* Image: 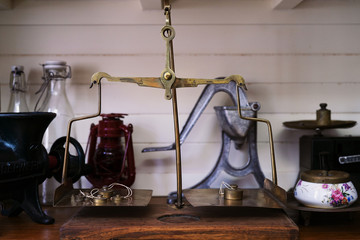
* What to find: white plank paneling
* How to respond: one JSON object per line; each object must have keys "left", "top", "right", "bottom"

{"left": 139, "top": 0, "right": 162, "bottom": 10}
{"left": 271, "top": 0, "right": 304, "bottom": 10}
{"left": 0, "top": 0, "right": 359, "bottom": 195}
{"left": 63, "top": 82, "right": 360, "bottom": 115}
{"left": 1, "top": 25, "right": 360, "bottom": 55}
{"left": 1, "top": 55, "right": 360, "bottom": 85}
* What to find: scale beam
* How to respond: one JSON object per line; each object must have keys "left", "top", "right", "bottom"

{"left": 91, "top": 72, "right": 247, "bottom": 99}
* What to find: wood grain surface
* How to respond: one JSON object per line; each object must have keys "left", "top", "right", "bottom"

{"left": 60, "top": 197, "right": 298, "bottom": 240}
{"left": 2, "top": 197, "right": 360, "bottom": 239}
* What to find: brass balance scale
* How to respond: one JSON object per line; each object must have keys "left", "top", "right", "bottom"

{"left": 54, "top": 1, "right": 284, "bottom": 213}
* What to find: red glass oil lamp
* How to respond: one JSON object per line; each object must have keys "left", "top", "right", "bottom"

{"left": 86, "top": 113, "right": 135, "bottom": 188}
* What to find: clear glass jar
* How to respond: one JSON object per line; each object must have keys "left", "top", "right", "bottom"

{"left": 36, "top": 60, "right": 79, "bottom": 205}
{"left": 7, "top": 65, "right": 29, "bottom": 112}
{"left": 37, "top": 61, "right": 74, "bottom": 150}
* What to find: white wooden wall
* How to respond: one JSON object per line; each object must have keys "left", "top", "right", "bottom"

{"left": 1, "top": 0, "right": 360, "bottom": 195}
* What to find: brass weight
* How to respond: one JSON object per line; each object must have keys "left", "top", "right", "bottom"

{"left": 99, "top": 186, "right": 114, "bottom": 199}
{"left": 316, "top": 103, "right": 331, "bottom": 126}
{"left": 224, "top": 184, "right": 243, "bottom": 200}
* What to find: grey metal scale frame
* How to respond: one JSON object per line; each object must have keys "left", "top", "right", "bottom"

{"left": 142, "top": 80, "right": 266, "bottom": 198}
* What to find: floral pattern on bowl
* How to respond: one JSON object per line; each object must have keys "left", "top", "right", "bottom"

{"left": 294, "top": 179, "right": 358, "bottom": 209}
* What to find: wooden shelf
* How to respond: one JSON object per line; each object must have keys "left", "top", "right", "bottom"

{"left": 2, "top": 197, "right": 360, "bottom": 239}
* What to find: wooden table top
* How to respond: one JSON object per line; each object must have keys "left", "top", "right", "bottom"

{"left": 1, "top": 197, "right": 360, "bottom": 239}
{"left": 60, "top": 197, "right": 298, "bottom": 239}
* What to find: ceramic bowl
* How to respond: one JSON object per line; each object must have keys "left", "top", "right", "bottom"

{"left": 294, "top": 170, "right": 358, "bottom": 209}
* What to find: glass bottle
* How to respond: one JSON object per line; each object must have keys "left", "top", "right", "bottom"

{"left": 7, "top": 65, "right": 29, "bottom": 112}
{"left": 37, "top": 60, "right": 79, "bottom": 205}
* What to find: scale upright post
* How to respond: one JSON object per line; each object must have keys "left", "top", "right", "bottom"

{"left": 162, "top": 1, "right": 184, "bottom": 208}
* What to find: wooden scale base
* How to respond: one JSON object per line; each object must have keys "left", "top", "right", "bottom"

{"left": 60, "top": 197, "right": 299, "bottom": 240}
